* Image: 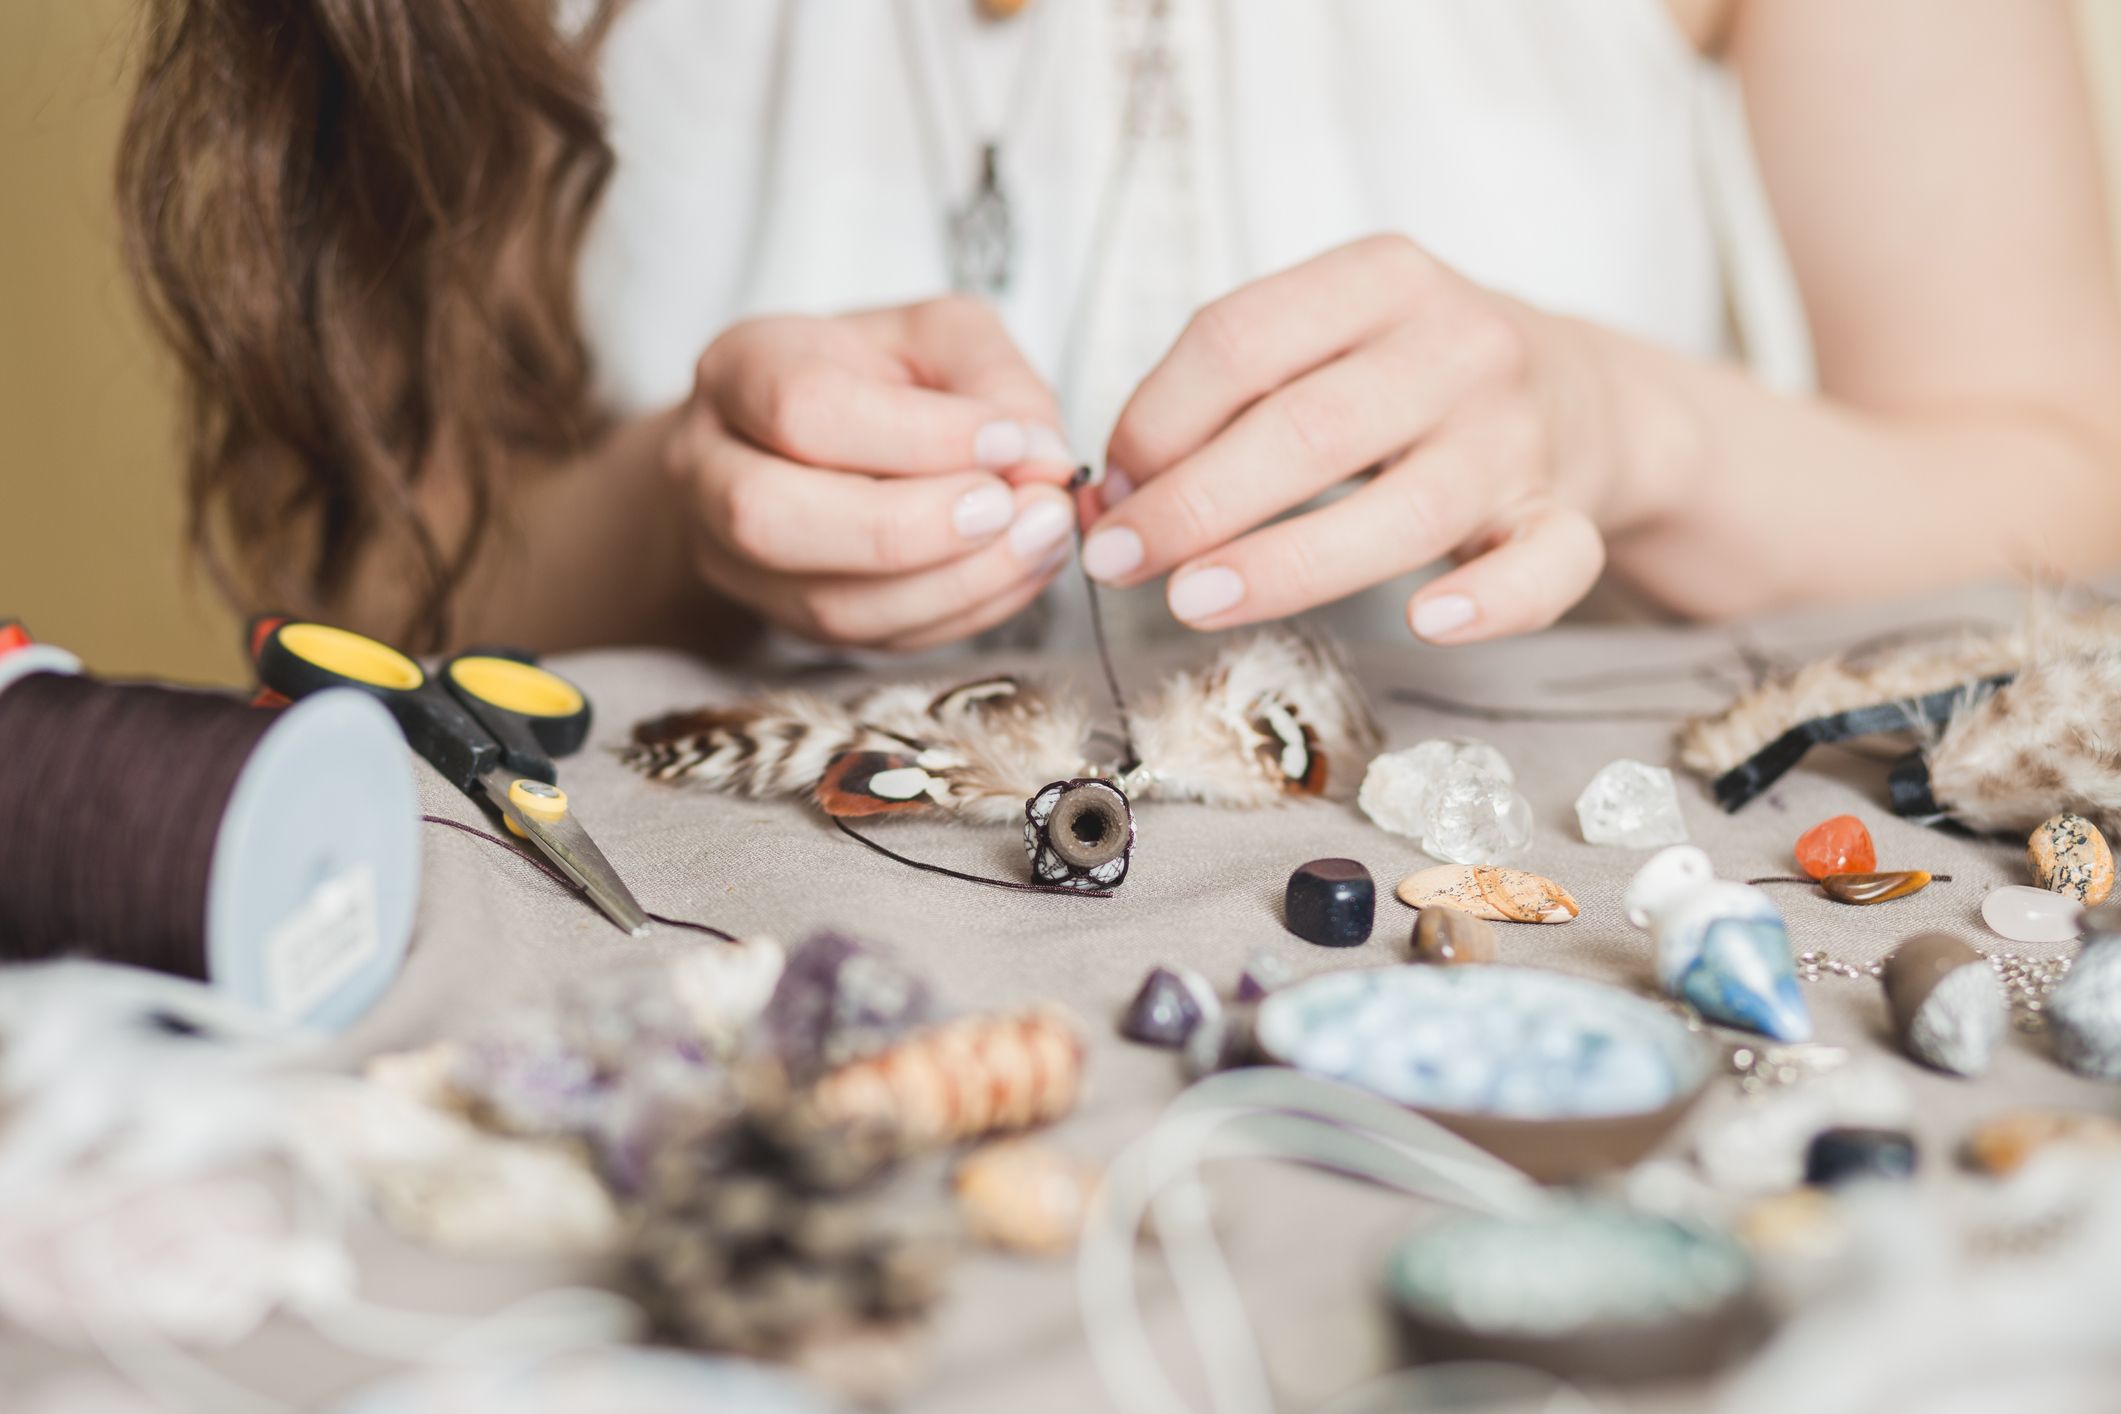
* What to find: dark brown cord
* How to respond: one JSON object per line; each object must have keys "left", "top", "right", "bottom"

{"left": 831, "top": 817, "right": 1112, "bottom": 898}
{"left": 0, "top": 674, "right": 276, "bottom": 976}
{"left": 1746, "top": 874, "right": 1954, "bottom": 887}
{"left": 1073, "top": 465, "right": 1139, "bottom": 772}
{"left": 420, "top": 813, "right": 737, "bottom": 939}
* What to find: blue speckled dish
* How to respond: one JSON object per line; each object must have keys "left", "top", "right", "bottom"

{"left": 1255, "top": 965, "right": 1714, "bottom": 1179}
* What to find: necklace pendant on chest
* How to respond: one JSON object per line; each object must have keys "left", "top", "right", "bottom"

{"left": 948, "top": 143, "right": 1015, "bottom": 296}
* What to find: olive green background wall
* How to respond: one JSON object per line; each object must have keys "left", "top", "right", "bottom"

{"left": 4, "top": 2, "right": 2121, "bottom": 686}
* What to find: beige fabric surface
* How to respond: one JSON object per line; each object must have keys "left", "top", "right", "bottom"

{"left": 14, "top": 584, "right": 2121, "bottom": 1411}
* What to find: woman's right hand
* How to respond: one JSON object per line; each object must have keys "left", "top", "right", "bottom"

{"left": 666, "top": 297, "right": 1079, "bottom": 652}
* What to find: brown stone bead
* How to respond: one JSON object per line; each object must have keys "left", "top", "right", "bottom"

{"left": 2027, "top": 812, "right": 2115, "bottom": 905}
{"left": 1820, "top": 870, "right": 1931, "bottom": 905}
{"left": 1410, "top": 905, "right": 1498, "bottom": 965}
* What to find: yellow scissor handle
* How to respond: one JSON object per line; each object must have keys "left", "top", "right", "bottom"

{"left": 276, "top": 622, "right": 425, "bottom": 692}
{"left": 504, "top": 777, "right": 570, "bottom": 838}
{"left": 447, "top": 655, "right": 585, "bottom": 719}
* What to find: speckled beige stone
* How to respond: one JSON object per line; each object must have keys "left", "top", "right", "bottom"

{"left": 2028, "top": 812, "right": 2114, "bottom": 905}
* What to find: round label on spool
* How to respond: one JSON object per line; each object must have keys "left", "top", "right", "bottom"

{"left": 204, "top": 688, "right": 420, "bottom": 1031}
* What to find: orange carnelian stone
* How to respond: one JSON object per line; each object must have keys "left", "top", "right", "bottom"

{"left": 1795, "top": 814, "right": 1876, "bottom": 880}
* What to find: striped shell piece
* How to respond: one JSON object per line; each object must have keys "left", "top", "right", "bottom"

{"left": 809, "top": 1006, "right": 1085, "bottom": 1151}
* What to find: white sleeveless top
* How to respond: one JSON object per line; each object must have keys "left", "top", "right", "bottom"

{"left": 577, "top": 0, "right": 1811, "bottom": 645}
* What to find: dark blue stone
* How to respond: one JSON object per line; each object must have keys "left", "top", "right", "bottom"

{"left": 1284, "top": 858, "right": 1375, "bottom": 948}
{"left": 1119, "top": 966, "right": 1211, "bottom": 1048}
{"left": 1804, "top": 1126, "right": 1917, "bottom": 1188}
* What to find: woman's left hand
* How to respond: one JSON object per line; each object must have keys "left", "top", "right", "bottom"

{"left": 1084, "top": 234, "right": 1654, "bottom": 643}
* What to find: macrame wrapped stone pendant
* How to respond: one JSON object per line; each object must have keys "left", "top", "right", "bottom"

{"left": 1025, "top": 779, "right": 1136, "bottom": 891}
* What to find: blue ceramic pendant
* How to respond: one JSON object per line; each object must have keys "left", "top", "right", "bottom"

{"left": 1627, "top": 846, "right": 1813, "bottom": 1043}
{"left": 1678, "top": 917, "right": 1811, "bottom": 1042}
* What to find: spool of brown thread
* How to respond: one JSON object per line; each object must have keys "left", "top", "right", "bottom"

{"left": 0, "top": 645, "right": 419, "bottom": 1029}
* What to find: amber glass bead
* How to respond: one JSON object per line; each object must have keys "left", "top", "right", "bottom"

{"left": 1795, "top": 815, "right": 1876, "bottom": 880}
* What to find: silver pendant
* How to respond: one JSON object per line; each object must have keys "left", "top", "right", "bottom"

{"left": 948, "top": 143, "right": 1015, "bottom": 295}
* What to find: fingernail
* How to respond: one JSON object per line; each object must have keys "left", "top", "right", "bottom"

{"left": 1035, "top": 541, "right": 1074, "bottom": 577}
{"left": 1082, "top": 525, "right": 1144, "bottom": 582}
{"left": 1412, "top": 593, "right": 1478, "bottom": 641}
{"left": 952, "top": 483, "right": 1016, "bottom": 539}
{"left": 1168, "top": 565, "right": 1245, "bottom": 623}
{"left": 1101, "top": 467, "right": 1136, "bottom": 509}
{"left": 1008, "top": 498, "right": 1074, "bottom": 561}
{"left": 1023, "top": 424, "right": 1075, "bottom": 464}
{"left": 975, "top": 419, "right": 1029, "bottom": 469}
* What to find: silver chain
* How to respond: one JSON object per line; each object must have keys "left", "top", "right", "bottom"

{"left": 1796, "top": 947, "right": 2074, "bottom": 1033}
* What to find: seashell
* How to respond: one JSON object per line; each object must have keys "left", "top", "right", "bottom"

{"left": 1396, "top": 865, "right": 1578, "bottom": 924}
{"left": 1820, "top": 870, "right": 1931, "bottom": 905}
{"left": 810, "top": 1005, "right": 1084, "bottom": 1151}
{"left": 2027, "top": 812, "right": 2114, "bottom": 906}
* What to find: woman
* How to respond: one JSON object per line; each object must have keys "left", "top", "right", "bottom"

{"left": 120, "top": 0, "right": 2121, "bottom": 657}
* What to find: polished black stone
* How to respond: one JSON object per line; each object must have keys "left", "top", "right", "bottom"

{"left": 1119, "top": 966, "right": 1211, "bottom": 1048}
{"left": 1284, "top": 858, "right": 1375, "bottom": 948}
{"left": 1804, "top": 1126, "right": 1918, "bottom": 1188}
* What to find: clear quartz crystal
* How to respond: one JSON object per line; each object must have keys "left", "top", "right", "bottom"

{"left": 1361, "top": 739, "right": 1515, "bottom": 840}
{"left": 1575, "top": 759, "right": 1689, "bottom": 849}
{"left": 1422, "top": 762, "right": 1535, "bottom": 865}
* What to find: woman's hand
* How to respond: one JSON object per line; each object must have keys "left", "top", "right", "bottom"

{"left": 668, "top": 297, "right": 1079, "bottom": 651}
{"left": 1084, "top": 235, "right": 1666, "bottom": 644}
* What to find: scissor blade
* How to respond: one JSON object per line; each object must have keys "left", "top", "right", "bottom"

{"left": 478, "top": 773, "right": 652, "bottom": 937}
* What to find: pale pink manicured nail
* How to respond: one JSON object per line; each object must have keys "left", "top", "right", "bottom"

{"left": 1412, "top": 593, "right": 1478, "bottom": 641}
{"left": 1008, "top": 499, "right": 1073, "bottom": 561}
{"left": 1035, "top": 541, "right": 1074, "bottom": 577}
{"left": 1101, "top": 467, "right": 1136, "bottom": 508}
{"left": 1023, "top": 424, "right": 1075, "bottom": 464}
{"left": 1168, "top": 566, "right": 1245, "bottom": 623}
{"left": 1082, "top": 526, "right": 1144, "bottom": 582}
{"left": 952, "top": 483, "right": 1015, "bottom": 539}
{"left": 974, "top": 419, "right": 1029, "bottom": 468}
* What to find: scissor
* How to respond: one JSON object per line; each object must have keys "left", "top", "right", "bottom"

{"left": 249, "top": 617, "right": 651, "bottom": 936}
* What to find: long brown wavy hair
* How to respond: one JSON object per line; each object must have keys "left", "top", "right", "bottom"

{"left": 118, "top": 0, "right": 614, "bottom": 648}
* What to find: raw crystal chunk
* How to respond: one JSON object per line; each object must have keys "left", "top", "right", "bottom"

{"left": 1359, "top": 739, "right": 1512, "bottom": 835}
{"left": 2048, "top": 926, "right": 2121, "bottom": 1079}
{"left": 1794, "top": 815, "right": 1875, "bottom": 880}
{"left": 1423, "top": 763, "right": 1535, "bottom": 865}
{"left": 1118, "top": 966, "right": 1215, "bottom": 1048}
{"left": 1574, "top": 759, "right": 1689, "bottom": 848}
{"left": 1235, "top": 949, "right": 1293, "bottom": 1002}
